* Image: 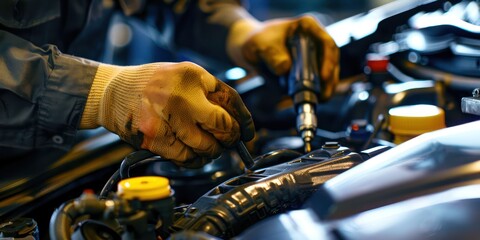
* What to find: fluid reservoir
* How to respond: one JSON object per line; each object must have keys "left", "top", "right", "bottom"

{"left": 388, "top": 104, "right": 445, "bottom": 144}
{"left": 117, "top": 176, "right": 172, "bottom": 201}
{"left": 117, "top": 176, "right": 175, "bottom": 238}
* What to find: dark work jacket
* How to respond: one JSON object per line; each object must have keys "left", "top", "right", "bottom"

{"left": 0, "top": 0, "right": 242, "bottom": 157}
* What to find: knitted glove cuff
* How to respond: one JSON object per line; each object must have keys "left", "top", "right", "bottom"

{"left": 80, "top": 63, "right": 161, "bottom": 137}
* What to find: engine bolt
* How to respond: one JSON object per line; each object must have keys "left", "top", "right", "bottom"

{"left": 473, "top": 88, "right": 480, "bottom": 98}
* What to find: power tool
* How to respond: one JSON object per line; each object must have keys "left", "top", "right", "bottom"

{"left": 287, "top": 29, "right": 322, "bottom": 152}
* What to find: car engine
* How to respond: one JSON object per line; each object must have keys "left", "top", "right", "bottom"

{"left": 1, "top": 0, "right": 480, "bottom": 239}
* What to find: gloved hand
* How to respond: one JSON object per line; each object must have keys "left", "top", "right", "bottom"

{"left": 227, "top": 14, "right": 339, "bottom": 101}
{"left": 80, "top": 62, "right": 255, "bottom": 168}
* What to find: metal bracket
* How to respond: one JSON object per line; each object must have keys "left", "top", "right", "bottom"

{"left": 461, "top": 88, "right": 480, "bottom": 116}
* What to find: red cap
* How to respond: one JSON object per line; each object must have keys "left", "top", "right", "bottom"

{"left": 83, "top": 189, "right": 95, "bottom": 194}
{"left": 366, "top": 54, "right": 389, "bottom": 72}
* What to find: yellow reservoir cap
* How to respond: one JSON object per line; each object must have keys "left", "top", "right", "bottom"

{"left": 389, "top": 104, "right": 445, "bottom": 143}
{"left": 117, "top": 176, "right": 171, "bottom": 201}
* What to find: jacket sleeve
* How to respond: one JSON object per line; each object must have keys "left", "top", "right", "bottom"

{"left": 154, "top": 0, "right": 247, "bottom": 65}
{"left": 0, "top": 30, "right": 99, "bottom": 151}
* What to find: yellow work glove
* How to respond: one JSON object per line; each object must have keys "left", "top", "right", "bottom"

{"left": 80, "top": 62, "right": 255, "bottom": 168}
{"left": 227, "top": 14, "right": 339, "bottom": 101}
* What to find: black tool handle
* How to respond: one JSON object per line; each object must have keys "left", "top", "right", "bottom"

{"left": 236, "top": 141, "right": 255, "bottom": 169}
{"left": 287, "top": 29, "right": 322, "bottom": 106}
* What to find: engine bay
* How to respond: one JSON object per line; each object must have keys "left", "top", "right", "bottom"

{"left": 1, "top": 0, "right": 480, "bottom": 239}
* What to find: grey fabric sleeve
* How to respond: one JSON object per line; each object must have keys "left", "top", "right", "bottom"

{"left": 0, "top": 30, "right": 99, "bottom": 151}
{"left": 158, "top": 0, "right": 246, "bottom": 64}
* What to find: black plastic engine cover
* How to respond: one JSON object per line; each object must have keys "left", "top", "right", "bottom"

{"left": 171, "top": 145, "right": 365, "bottom": 238}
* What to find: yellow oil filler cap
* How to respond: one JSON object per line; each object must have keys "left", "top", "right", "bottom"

{"left": 117, "top": 176, "right": 171, "bottom": 201}
{"left": 389, "top": 104, "right": 446, "bottom": 144}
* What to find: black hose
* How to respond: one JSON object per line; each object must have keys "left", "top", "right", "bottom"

{"left": 50, "top": 195, "right": 119, "bottom": 239}
{"left": 99, "top": 169, "right": 121, "bottom": 199}
{"left": 119, "top": 150, "right": 156, "bottom": 179}
{"left": 49, "top": 200, "right": 76, "bottom": 240}
{"left": 100, "top": 151, "right": 166, "bottom": 199}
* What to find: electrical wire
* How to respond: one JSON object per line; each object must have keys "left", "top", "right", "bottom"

{"left": 99, "top": 150, "right": 167, "bottom": 199}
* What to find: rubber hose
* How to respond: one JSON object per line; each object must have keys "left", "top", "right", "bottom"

{"left": 119, "top": 150, "right": 156, "bottom": 179}
{"left": 49, "top": 200, "right": 77, "bottom": 240}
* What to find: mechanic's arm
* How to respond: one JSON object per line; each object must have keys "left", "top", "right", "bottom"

{"left": 0, "top": 30, "right": 254, "bottom": 167}
{"left": 166, "top": 0, "right": 339, "bottom": 100}
{"left": 0, "top": 30, "right": 98, "bottom": 151}
{"left": 80, "top": 61, "right": 255, "bottom": 167}
{"left": 227, "top": 12, "right": 340, "bottom": 101}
